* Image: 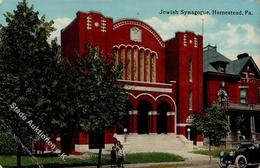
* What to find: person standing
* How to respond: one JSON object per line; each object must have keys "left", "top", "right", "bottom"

{"left": 116, "top": 144, "right": 125, "bottom": 168}
{"left": 110, "top": 146, "right": 117, "bottom": 167}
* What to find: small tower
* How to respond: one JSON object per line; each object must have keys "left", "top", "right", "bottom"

{"left": 165, "top": 31, "right": 203, "bottom": 138}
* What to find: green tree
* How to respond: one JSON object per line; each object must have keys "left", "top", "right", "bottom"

{"left": 0, "top": 1, "right": 128, "bottom": 168}
{"left": 67, "top": 47, "right": 129, "bottom": 168}
{"left": 192, "top": 103, "right": 229, "bottom": 150}
{"left": 0, "top": 1, "right": 70, "bottom": 167}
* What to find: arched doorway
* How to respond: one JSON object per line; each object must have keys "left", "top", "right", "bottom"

{"left": 137, "top": 100, "right": 151, "bottom": 134}
{"left": 157, "top": 101, "right": 170, "bottom": 134}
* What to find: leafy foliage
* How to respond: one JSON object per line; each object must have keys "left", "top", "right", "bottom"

{"left": 0, "top": 0, "right": 66, "bottom": 157}
{"left": 0, "top": 133, "right": 17, "bottom": 154}
{"left": 0, "top": 2, "right": 129, "bottom": 166}
{"left": 192, "top": 103, "right": 229, "bottom": 145}
{"left": 68, "top": 47, "right": 129, "bottom": 133}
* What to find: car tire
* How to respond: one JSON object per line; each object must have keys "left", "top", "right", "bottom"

{"left": 219, "top": 158, "right": 229, "bottom": 168}
{"left": 235, "top": 155, "right": 248, "bottom": 168}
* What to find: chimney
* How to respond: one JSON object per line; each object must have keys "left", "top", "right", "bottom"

{"left": 237, "top": 53, "right": 249, "bottom": 59}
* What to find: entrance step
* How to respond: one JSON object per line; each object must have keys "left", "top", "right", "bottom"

{"left": 113, "top": 134, "right": 193, "bottom": 153}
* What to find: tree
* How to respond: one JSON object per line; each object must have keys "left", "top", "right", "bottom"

{"left": 192, "top": 103, "right": 229, "bottom": 151}
{"left": 0, "top": 1, "right": 128, "bottom": 167}
{"left": 0, "top": 1, "right": 71, "bottom": 167}
{"left": 67, "top": 47, "right": 129, "bottom": 168}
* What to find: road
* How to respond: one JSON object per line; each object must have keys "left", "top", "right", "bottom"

{"left": 68, "top": 160, "right": 220, "bottom": 168}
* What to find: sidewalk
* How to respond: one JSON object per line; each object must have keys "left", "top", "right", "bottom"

{"left": 68, "top": 152, "right": 218, "bottom": 168}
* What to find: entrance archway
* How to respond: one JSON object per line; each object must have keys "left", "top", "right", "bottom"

{"left": 157, "top": 101, "right": 170, "bottom": 134}
{"left": 137, "top": 100, "right": 151, "bottom": 134}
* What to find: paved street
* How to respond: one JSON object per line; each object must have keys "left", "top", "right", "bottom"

{"left": 69, "top": 158, "right": 219, "bottom": 168}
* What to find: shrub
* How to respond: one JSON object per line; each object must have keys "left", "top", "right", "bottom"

{"left": 0, "top": 133, "right": 17, "bottom": 154}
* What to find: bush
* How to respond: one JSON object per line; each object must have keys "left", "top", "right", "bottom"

{"left": 0, "top": 133, "right": 17, "bottom": 154}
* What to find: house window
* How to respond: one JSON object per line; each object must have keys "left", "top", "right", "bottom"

{"left": 189, "top": 91, "right": 192, "bottom": 110}
{"left": 189, "top": 60, "right": 192, "bottom": 82}
{"left": 240, "top": 88, "right": 248, "bottom": 104}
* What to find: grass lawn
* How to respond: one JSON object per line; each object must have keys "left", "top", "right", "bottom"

{"left": 0, "top": 155, "right": 91, "bottom": 167}
{"left": 192, "top": 148, "right": 235, "bottom": 158}
{"left": 0, "top": 152, "right": 184, "bottom": 167}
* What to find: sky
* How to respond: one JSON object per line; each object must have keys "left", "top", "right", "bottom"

{"left": 0, "top": 0, "right": 259, "bottom": 67}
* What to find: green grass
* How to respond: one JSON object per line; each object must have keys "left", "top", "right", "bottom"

{"left": 0, "top": 155, "right": 91, "bottom": 167}
{"left": 192, "top": 148, "right": 235, "bottom": 158}
{"left": 0, "top": 152, "right": 184, "bottom": 167}
{"left": 125, "top": 152, "right": 184, "bottom": 163}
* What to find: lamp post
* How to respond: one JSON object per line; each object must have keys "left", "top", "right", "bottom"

{"left": 124, "top": 128, "right": 127, "bottom": 143}
{"left": 187, "top": 128, "right": 191, "bottom": 140}
{"left": 237, "top": 130, "right": 241, "bottom": 144}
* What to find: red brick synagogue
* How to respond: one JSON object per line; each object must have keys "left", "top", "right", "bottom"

{"left": 39, "top": 11, "right": 260, "bottom": 153}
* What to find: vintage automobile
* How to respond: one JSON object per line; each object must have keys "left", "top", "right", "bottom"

{"left": 219, "top": 143, "right": 260, "bottom": 168}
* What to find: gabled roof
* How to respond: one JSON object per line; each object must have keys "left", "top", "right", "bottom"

{"left": 203, "top": 45, "right": 232, "bottom": 73}
{"left": 226, "top": 56, "right": 250, "bottom": 75}
{"left": 203, "top": 45, "right": 260, "bottom": 78}
{"left": 234, "top": 56, "right": 260, "bottom": 78}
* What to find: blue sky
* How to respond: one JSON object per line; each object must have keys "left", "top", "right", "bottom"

{"left": 0, "top": 0, "right": 259, "bottom": 67}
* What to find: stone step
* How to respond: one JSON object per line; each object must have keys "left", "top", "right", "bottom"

{"left": 113, "top": 134, "right": 194, "bottom": 153}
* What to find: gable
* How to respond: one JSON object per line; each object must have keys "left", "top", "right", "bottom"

{"left": 239, "top": 58, "right": 260, "bottom": 81}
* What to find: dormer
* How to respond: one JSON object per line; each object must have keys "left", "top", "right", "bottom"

{"left": 210, "top": 61, "right": 229, "bottom": 73}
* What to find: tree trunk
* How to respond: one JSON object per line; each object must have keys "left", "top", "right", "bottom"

{"left": 209, "top": 138, "right": 212, "bottom": 163}
{"left": 97, "top": 146, "right": 102, "bottom": 168}
{"left": 17, "top": 144, "right": 22, "bottom": 168}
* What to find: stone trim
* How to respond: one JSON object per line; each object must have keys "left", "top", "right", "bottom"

{"left": 167, "top": 112, "right": 175, "bottom": 116}
{"left": 129, "top": 110, "right": 138, "bottom": 115}
{"left": 124, "top": 85, "right": 172, "bottom": 93}
{"left": 176, "top": 123, "right": 191, "bottom": 127}
{"left": 238, "top": 86, "right": 249, "bottom": 88}
{"left": 148, "top": 111, "right": 157, "bottom": 116}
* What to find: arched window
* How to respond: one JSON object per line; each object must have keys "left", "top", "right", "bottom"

{"left": 151, "top": 54, "right": 156, "bottom": 82}
{"left": 113, "top": 48, "right": 119, "bottom": 66}
{"left": 120, "top": 47, "right": 125, "bottom": 79}
{"left": 113, "top": 45, "right": 157, "bottom": 82}
{"left": 140, "top": 50, "right": 145, "bottom": 81}
{"left": 127, "top": 48, "right": 132, "bottom": 80}
{"left": 133, "top": 48, "right": 138, "bottom": 81}
{"left": 145, "top": 51, "right": 150, "bottom": 82}
{"left": 217, "top": 87, "right": 229, "bottom": 109}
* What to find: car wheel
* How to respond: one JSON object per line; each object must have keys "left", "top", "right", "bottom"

{"left": 235, "top": 155, "right": 247, "bottom": 168}
{"left": 219, "top": 158, "right": 229, "bottom": 168}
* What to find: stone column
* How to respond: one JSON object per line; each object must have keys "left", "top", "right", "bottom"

{"left": 167, "top": 112, "right": 175, "bottom": 133}
{"left": 148, "top": 111, "right": 157, "bottom": 133}
{"left": 129, "top": 110, "right": 138, "bottom": 134}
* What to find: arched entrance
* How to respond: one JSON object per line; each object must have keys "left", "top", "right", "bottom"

{"left": 137, "top": 100, "right": 151, "bottom": 134}
{"left": 157, "top": 101, "right": 170, "bottom": 134}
